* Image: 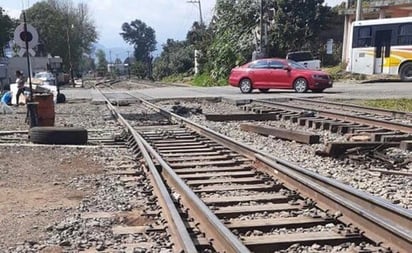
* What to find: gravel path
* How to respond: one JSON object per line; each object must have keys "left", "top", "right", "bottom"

{"left": 0, "top": 101, "right": 174, "bottom": 252}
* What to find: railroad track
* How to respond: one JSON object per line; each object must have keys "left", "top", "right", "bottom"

{"left": 250, "top": 99, "right": 412, "bottom": 135}
{"left": 92, "top": 77, "right": 188, "bottom": 90}
{"left": 99, "top": 89, "right": 411, "bottom": 253}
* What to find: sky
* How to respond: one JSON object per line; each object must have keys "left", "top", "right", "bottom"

{"left": 1, "top": 0, "right": 344, "bottom": 59}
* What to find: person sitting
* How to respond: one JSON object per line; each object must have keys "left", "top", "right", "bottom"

{"left": 0, "top": 91, "right": 12, "bottom": 105}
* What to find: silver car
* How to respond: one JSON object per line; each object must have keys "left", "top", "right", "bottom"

{"left": 34, "top": 72, "right": 56, "bottom": 85}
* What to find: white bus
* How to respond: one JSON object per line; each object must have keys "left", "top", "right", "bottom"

{"left": 347, "top": 16, "right": 412, "bottom": 81}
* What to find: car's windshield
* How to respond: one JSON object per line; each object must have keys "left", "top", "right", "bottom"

{"left": 288, "top": 60, "right": 307, "bottom": 69}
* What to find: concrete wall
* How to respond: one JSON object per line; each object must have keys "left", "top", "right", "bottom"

{"left": 7, "top": 57, "right": 49, "bottom": 82}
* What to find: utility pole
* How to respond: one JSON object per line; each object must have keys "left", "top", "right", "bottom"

{"left": 66, "top": 22, "right": 75, "bottom": 87}
{"left": 187, "top": 0, "right": 203, "bottom": 25}
{"left": 356, "top": 0, "right": 362, "bottom": 21}
{"left": 260, "top": 0, "right": 264, "bottom": 57}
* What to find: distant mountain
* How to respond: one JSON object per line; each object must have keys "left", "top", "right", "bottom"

{"left": 92, "top": 43, "right": 133, "bottom": 62}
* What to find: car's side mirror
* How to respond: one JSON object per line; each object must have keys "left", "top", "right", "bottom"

{"left": 283, "top": 66, "right": 291, "bottom": 71}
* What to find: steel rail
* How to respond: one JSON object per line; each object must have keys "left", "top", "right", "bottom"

{"left": 291, "top": 97, "right": 412, "bottom": 119}
{"left": 134, "top": 96, "right": 412, "bottom": 253}
{"left": 101, "top": 95, "right": 198, "bottom": 252}
{"left": 255, "top": 99, "right": 412, "bottom": 134}
{"left": 101, "top": 90, "right": 250, "bottom": 253}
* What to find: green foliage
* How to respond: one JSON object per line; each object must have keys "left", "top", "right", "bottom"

{"left": 270, "top": 0, "right": 330, "bottom": 56}
{"left": 161, "top": 73, "right": 187, "bottom": 83}
{"left": 0, "top": 7, "right": 15, "bottom": 57}
{"left": 206, "top": 0, "right": 258, "bottom": 80}
{"left": 153, "top": 39, "right": 194, "bottom": 80}
{"left": 121, "top": 19, "right": 156, "bottom": 62}
{"left": 131, "top": 61, "right": 149, "bottom": 79}
{"left": 25, "top": 0, "right": 98, "bottom": 73}
{"left": 192, "top": 72, "right": 227, "bottom": 87}
{"left": 323, "top": 64, "right": 346, "bottom": 80}
{"left": 363, "top": 99, "right": 412, "bottom": 112}
{"left": 95, "top": 49, "right": 108, "bottom": 76}
{"left": 120, "top": 19, "right": 156, "bottom": 79}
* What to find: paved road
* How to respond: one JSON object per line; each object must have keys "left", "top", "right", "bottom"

{"left": 63, "top": 80, "right": 412, "bottom": 101}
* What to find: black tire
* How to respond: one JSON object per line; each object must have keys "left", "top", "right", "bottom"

{"left": 312, "top": 89, "right": 324, "bottom": 93}
{"left": 293, "top": 78, "right": 308, "bottom": 93}
{"left": 29, "top": 127, "right": 88, "bottom": 145}
{"left": 239, "top": 78, "right": 253, "bottom": 93}
{"left": 259, "top": 88, "right": 269, "bottom": 93}
{"left": 56, "top": 93, "right": 66, "bottom": 104}
{"left": 399, "top": 62, "right": 412, "bottom": 81}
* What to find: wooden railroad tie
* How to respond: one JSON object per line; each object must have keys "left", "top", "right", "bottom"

{"left": 239, "top": 123, "right": 320, "bottom": 144}
{"left": 204, "top": 113, "right": 279, "bottom": 121}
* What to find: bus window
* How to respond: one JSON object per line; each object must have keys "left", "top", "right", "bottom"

{"left": 357, "top": 27, "right": 372, "bottom": 47}
{"left": 398, "top": 24, "right": 412, "bottom": 45}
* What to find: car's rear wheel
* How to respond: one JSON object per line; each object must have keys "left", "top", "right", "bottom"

{"left": 312, "top": 89, "right": 324, "bottom": 93}
{"left": 293, "top": 78, "right": 308, "bottom": 93}
{"left": 259, "top": 88, "right": 269, "bottom": 93}
{"left": 399, "top": 62, "right": 412, "bottom": 81}
{"left": 239, "top": 78, "right": 253, "bottom": 93}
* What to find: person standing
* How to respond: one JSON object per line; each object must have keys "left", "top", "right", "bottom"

{"left": 15, "top": 70, "right": 25, "bottom": 106}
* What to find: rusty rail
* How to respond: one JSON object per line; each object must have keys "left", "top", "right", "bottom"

{"left": 101, "top": 89, "right": 250, "bottom": 253}
{"left": 101, "top": 92, "right": 198, "bottom": 253}
{"left": 135, "top": 96, "right": 412, "bottom": 253}
{"left": 255, "top": 100, "right": 412, "bottom": 134}
{"left": 292, "top": 97, "right": 412, "bottom": 120}
{"left": 99, "top": 90, "right": 412, "bottom": 252}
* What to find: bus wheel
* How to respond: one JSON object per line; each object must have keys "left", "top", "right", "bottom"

{"left": 400, "top": 62, "right": 412, "bottom": 81}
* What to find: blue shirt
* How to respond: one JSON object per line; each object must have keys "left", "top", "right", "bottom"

{"left": 0, "top": 91, "right": 12, "bottom": 104}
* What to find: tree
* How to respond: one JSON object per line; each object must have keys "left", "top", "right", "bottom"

{"left": 0, "top": 7, "right": 15, "bottom": 57}
{"left": 206, "top": 0, "right": 259, "bottom": 80}
{"left": 25, "top": 0, "right": 98, "bottom": 73}
{"left": 269, "top": 0, "right": 331, "bottom": 56}
{"left": 96, "top": 49, "right": 108, "bottom": 76}
{"left": 120, "top": 19, "right": 156, "bottom": 79}
{"left": 186, "top": 21, "right": 213, "bottom": 74}
{"left": 153, "top": 39, "right": 194, "bottom": 80}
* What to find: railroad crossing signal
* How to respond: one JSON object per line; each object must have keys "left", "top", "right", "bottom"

{"left": 13, "top": 23, "right": 39, "bottom": 57}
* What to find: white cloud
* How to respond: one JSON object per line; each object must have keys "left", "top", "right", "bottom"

{"left": 3, "top": 7, "right": 22, "bottom": 19}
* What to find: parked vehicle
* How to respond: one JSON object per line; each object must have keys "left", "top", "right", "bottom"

{"left": 33, "top": 71, "right": 56, "bottom": 86}
{"left": 228, "top": 58, "right": 333, "bottom": 93}
{"left": 347, "top": 16, "right": 412, "bottom": 81}
{"left": 286, "top": 51, "right": 321, "bottom": 70}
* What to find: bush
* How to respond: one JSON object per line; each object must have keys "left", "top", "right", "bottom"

{"left": 323, "top": 62, "right": 366, "bottom": 81}
{"left": 192, "top": 72, "right": 227, "bottom": 87}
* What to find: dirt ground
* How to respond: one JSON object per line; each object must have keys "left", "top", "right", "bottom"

{"left": 0, "top": 146, "right": 103, "bottom": 249}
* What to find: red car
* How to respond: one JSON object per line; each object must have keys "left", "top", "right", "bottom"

{"left": 228, "top": 58, "right": 333, "bottom": 93}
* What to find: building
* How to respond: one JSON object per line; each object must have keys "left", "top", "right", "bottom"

{"left": 341, "top": 0, "right": 412, "bottom": 63}
{"left": 4, "top": 56, "right": 63, "bottom": 85}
